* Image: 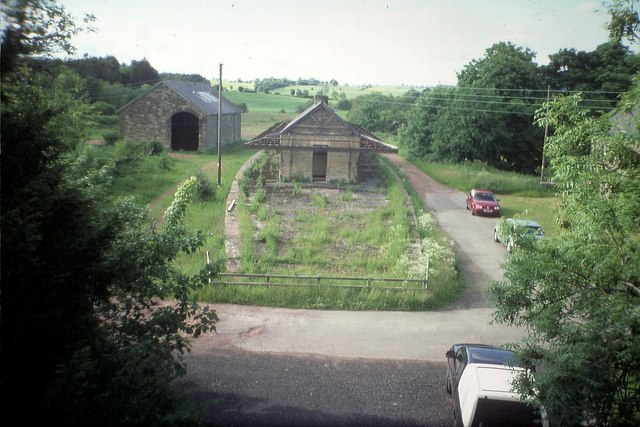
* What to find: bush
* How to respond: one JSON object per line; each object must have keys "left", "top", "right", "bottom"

{"left": 103, "top": 130, "right": 120, "bottom": 145}
{"left": 91, "top": 101, "right": 116, "bottom": 115}
{"left": 335, "top": 98, "right": 352, "bottom": 110}
{"left": 144, "top": 140, "right": 165, "bottom": 156}
{"left": 190, "top": 167, "right": 216, "bottom": 202}
{"left": 114, "top": 139, "right": 142, "bottom": 162}
{"left": 93, "top": 114, "right": 119, "bottom": 126}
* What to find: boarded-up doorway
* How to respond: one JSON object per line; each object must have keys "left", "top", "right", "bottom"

{"left": 312, "top": 150, "right": 327, "bottom": 181}
{"left": 171, "top": 112, "right": 199, "bottom": 151}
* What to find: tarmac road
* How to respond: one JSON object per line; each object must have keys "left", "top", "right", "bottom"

{"left": 178, "top": 154, "right": 525, "bottom": 426}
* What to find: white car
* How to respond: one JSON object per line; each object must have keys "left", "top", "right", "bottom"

{"left": 493, "top": 218, "right": 545, "bottom": 252}
{"left": 445, "top": 343, "right": 547, "bottom": 427}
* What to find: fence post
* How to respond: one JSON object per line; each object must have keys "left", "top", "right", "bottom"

{"left": 423, "top": 259, "right": 429, "bottom": 288}
{"left": 317, "top": 275, "right": 321, "bottom": 286}
{"left": 368, "top": 277, "right": 371, "bottom": 287}
{"left": 206, "top": 250, "right": 212, "bottom": 285}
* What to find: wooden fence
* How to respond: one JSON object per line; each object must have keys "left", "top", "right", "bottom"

{"left": 211, "top": 273, "right": 428, "bottom": 290}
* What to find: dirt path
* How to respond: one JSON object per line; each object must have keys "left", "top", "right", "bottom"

{"left": 147, "top": 152, "right": 218, "bottom": 222}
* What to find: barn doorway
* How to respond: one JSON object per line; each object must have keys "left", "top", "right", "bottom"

{"left": 171, "top": 112, "right": 199, "bottom": 151}
{"left": 312, "top": 149, "right": 327, "bottom": 181}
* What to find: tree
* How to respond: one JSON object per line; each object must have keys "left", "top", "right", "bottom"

{"left": 542, "top": 41, "right": 640, "bottom": 109}
{"left": 488, "top": 4, "right": 640, "bottom": 423}
{"left": 398, "top": 86, "right": 455, "bottom": 159}
{"left": 348, "top": 92, "right": 415, "bottom": 133}
{"left": 606, "top": 0, "right": 640, "bottom": 43}
{"left": 0, "top": 0, "right": 95, "bottom": 75}
{"left": 123, "top": 57, "right": 160, "bottom": 87}
{"left": 400, "top": 42, "right": 544, "bottom": 172}
{"left": 488, "top": 78, "right": 640, "bottom": 426}
{"left": 1, "top": 1, "right": 218, "bottom": 425}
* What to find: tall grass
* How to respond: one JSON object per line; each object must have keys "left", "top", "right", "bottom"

{"left": 409, "top": 157, "right": 554, "bottom": 197}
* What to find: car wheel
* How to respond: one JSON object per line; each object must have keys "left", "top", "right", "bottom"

{"left": 445, "top": 366, "right": 452, "bottom": 394}
{"left": 465, "top": 200, "right": 469, "bottom": 210}
{"left": 493, "top": 228, "right": 499, "bottom": 242}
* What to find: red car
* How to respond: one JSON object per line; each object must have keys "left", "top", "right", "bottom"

{"left": 466, "top": 189, "right": 501, "bottom": 217}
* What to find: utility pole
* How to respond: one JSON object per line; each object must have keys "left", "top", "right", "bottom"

{"left": 217, "top": 63, "right": 223, "bottom": 186}
{"left": 540, "top": 85, "right": 550, "bottom": 184}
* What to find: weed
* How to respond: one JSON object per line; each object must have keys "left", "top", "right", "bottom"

{"left": 292, "top": 181, "right": 302, "bottom": 196}
{"left": 311, "top": 191, "right": 328, "bottom": 208}
{"left": 339, "top": 188, "right": 354, "bottom": 202}
{"left": 190, "top": 167, "right": 217, "bottom": 202}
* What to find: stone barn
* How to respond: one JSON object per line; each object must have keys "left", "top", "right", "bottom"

{"left": 117, "top": 80, "right": 241, "bottom": 152}
{"left": 245, "top": 95, "right": 397, "bottom": 183}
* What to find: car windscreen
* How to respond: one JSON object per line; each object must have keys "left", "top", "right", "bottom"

{"left": 474, "top": 193, "right": 496, "bottom": 201}
{"left": 467, "top": 347, "right": 519, "bottom": 366}
{"left": 525, "top": 226, "right": 544, "bottom": 237}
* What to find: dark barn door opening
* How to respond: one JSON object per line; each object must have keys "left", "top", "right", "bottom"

{"left": 312, "top": 150, "right": 327, "bottom": 181}
{"left": 171, "top": 112, "right": 199, "bottom": 151}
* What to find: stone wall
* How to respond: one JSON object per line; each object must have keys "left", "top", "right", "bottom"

{"left": 279, "top": 133, "right": 360, "bottom": 182}
{"left": 119, "top": 83, "right": 240, "bottom": 152}
{"left": 327, "top": 151, "right": 359, "bottom": 182}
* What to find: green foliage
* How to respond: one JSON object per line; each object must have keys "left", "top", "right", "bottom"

{"left": 311, "top": 191, "right": 328, "bottom": 208}
{"left": 488, "top": 77, "right": 640, "bottom": 426}
{"left": 542, "top": 41, "right": 640, "bottom": 108}
{"left": 1, "top": 4, "right": 218, "bottom": 424}
{"left": 398, "top": 86, "right": 455, "bottom": 159}
{"left": 113, "top": 138, "right": 143, "bottom": 161}
{"left": 408, "top": 158, "right": 554, "bottom": 197}
{"left": 339, "top": 187, "right": 354, "bottom": 201}
{"left": 400, "top": 42, "right": 544, "bottom": 173}
{"left": 347, "top": 91, "right": 417, "bottom": 133}
{"left": 400, "top": 37, "right": 639, "bottom": 174}
{"left": 605, "top": 0, "right": 640, "bottom": 44}
{"left": 189, "top": 167, "right": 217, "bottom": 202}
{"left": 91, "top": 100, "right": 116, "bottom": 115}
{"left": 103, "top": 129, "right": 120, "bottom": 145}
{"left": 239, "top": 175, "right": 250, "bottom": 197}
{"left": 292, "top": 180, "right": 302, "bottom": 195}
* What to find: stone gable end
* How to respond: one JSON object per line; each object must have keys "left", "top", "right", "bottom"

{"left": 119, "top": 82, "right": 241, "bottom": 152}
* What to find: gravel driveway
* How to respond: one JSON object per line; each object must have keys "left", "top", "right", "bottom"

{"left": 177, "top": 153, "right": 524, "bottom": 426}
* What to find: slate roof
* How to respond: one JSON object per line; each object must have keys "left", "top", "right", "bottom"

{"left": 117, "top": 80, "right": 241, "bottom": 116}
{"left": 245, "top": 99, "right": 397, "bottom": 153}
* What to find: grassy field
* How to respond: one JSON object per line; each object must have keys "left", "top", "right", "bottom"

{"left": 222, "top": 80, "right": 424, "bottom": 99}
{"left": 224, "top": 91, "right": 312, "bottom": 114}
{"left": 240, "top": 111, "right": 295, "bottom": 140}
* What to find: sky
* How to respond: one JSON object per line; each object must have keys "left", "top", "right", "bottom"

{"left": 56, "top": 0, "right": 615, "bottom": 86}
